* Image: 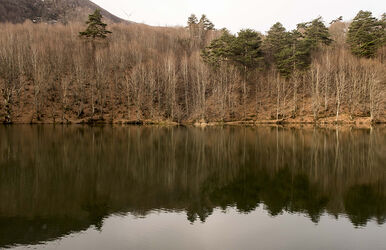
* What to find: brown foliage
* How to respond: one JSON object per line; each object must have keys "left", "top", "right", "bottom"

{"left": 0, "top": 22, "right": 384, "bottom": 124}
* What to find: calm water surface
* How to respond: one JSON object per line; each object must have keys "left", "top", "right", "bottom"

{"left": 0, "top": 126, "right": 385, "bottom": 250}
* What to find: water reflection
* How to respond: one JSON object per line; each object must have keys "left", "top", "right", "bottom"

{"left": 0, "top": 125, "right": 385, "bottom": 248}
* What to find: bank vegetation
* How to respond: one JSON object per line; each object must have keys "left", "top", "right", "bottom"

{"left": 0, "top": 11, "right": 385, "bottom": 124}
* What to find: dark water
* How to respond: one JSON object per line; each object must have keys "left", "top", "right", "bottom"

{"left": 0, "top": 125, "right": 385, "bottom": 250}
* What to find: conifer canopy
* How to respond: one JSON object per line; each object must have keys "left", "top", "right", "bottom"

{"left": 80, "top": 9, "right": 112, "bottom": 39}
{"left": 347, "top": 11, "right": 384, "bottom": 58}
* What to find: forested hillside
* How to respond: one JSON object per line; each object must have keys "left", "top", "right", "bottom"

{"left": 0, "top": 0, "right": 124, "bottom": 24}
{"left": 0, "top": 11, "right": 385, "bottom": 124}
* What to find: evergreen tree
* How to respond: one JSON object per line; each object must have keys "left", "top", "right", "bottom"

{"left": 202, "top": 29, "right": 264, "bottom": 70}
{"left": 231, "top": 29, "right": 264, "bottom": 69}
{"left": 275, "top": 30, "right": 310, "bottom": 76}
{"left": 187, "top": 14, "right": 199, "bottom": 40}
{"left": 187, "top": 14, "right": 214, "bottom": 47}
{"left": 380, "top": 13, "right": 386, "bottom": 47}
{"left": 264, "top": 23, "right": 311, "bottom": 77}
{"left": 304, "top": 17, "right": 332, "bottom": 49}
{"left": 201, "top": 29, "right": 235, "bottom": 67}
{"left": 347, "top": 11, "right": 384, "bottom": 58}
{"left": 187, "top": 14, "right": 198, "bottom": 27}
{"left": 264, "top": 22, "right": 288, "bottom": 57}
{"left": 289, "top": 30, "right": 311, "bottom": 71}
{"left": 79, "top": 9, "right": 112, "bottom": 39}
{"left": 199, "top": 15, "right": 215, "bottom": 31}
{"left": 264, "top": 22, "right": 291, "bottom": 75}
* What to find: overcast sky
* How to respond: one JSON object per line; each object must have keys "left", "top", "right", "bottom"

{"left": 92, "top": 0, "right": 385, "bottom": 33}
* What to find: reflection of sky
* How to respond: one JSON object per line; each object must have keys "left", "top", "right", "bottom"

{"left": 91, "top": 0, "right": 385, "bottom": 33}
{"left": 11, "top": 207, "right": 386, "bottom": 250}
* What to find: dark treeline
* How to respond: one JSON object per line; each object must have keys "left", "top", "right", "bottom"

{"left": 0, "top": 126, "right": 385, "bottom": 247}
{"left": 0, "top": 11, "right": 385, "bottom": 124}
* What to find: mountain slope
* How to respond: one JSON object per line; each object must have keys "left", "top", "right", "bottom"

{"left": 0, "top": 0, "right": 125, "bottom": 24}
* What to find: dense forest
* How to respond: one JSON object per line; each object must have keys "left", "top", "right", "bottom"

{"left": 0, "top": 10, "right": 385, "bottom": 124}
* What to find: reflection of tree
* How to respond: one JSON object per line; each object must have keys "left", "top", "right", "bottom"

{"left": 210, "top": 175, "right": 264, "bottom": 213}
{"left": 0, "top": 217, "right": 96, "bottom": 248}
{"left": 82, "top": 201, "right": 109, "bottom": 231}
{"left": 188, "top": 169, "right": 328, "bottom": 223}
{"left": 344, "top": 184, "right": 386, "bottom": 227}
{"left": 0, "top": 126, "right": 385, "bottom": 247}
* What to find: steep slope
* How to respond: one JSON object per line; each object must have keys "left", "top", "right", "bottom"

{"left": 0, "top": 0, "right": 125, "bottom": 24}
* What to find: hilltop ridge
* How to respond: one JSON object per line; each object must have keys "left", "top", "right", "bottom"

{"left": 0, "top": 0, "right": 125, "bottom": 24}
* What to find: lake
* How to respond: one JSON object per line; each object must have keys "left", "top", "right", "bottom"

{"left": 0, "top": 125, "right": 385, "bottom": 250}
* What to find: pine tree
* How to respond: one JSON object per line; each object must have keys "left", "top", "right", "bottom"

{"left": 231, "top": 29, "right": 264, "bottom": 69}
{"left": 264, "top": 23, "right": 312, "bottom": 77}
{"left": 265, "top": 22, "right": 287, "bottom": 56}
{"left": 232, "top": 29, "right": 264, "bottom": 119}
{"left": 202, "top": 29, "right": 264, "bottom": 69}
{"left": 380, "top": 13, "right": 386, "bottom": 48}
{"left": 79, "top": 9, "right": 112, "bottom": 39}
{"left": 187, "top": 14, "right": 198, "bottom": 27}
{"left": 188, "top": 14, "right": 215, "bottom": 48}
{"left": 187, "top": 14, "right": 199, "bottom": 40}
{"left": 201, "top": 29, "right": 235, "bottom": 67}
{"left": 290, "top": 30, "right": 311, "bottom": 71}
{"left": 264, "top": 22, "right": 291, "bottom": 75}
{"left": 347, "top": 11, "right": 383, "bottom": 58}
{"left": 199, "top": 15, "right": 215, "bottom": 31}
{"left": 304, "top": 17, "right": 332, "bottom": 49}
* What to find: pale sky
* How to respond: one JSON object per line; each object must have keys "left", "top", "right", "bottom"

{"left": 92, "top": 0, "right": 385, "bottom": 33}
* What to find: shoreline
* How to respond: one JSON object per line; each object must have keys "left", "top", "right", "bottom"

{"left": 2, "top": 116, "right": 385, "bottom": 128}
